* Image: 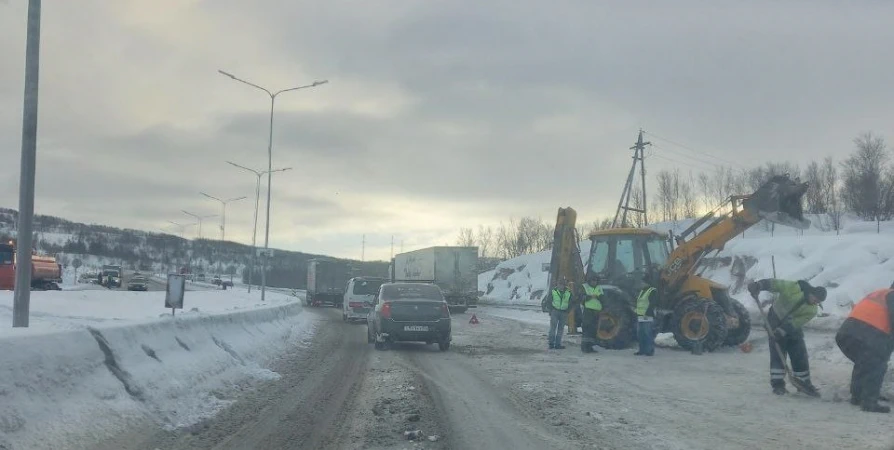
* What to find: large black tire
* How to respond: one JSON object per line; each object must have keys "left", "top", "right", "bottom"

{"left": 594, "top": 295, "right": 636, "bottom": 349}
{"left": 367, "top": 325, "right": 375, "bottom": 343}
{"left": 723, "top": 299, "right": 752, "bottom": 346}
{"left": 672, "top": 298, "right": 728, "bottom": 352}
{"left": 449, "top": 306, "right": 468, "bottom": 314}
{"left": 438, "top": 340, "right": 451, "bottom": 352}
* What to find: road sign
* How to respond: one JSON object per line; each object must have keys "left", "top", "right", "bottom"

{"left": 165, "top": 274, "right": 186, "bottom": 314}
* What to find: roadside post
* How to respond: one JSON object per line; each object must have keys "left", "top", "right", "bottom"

{"left": 165, "top": 273, "right": 186, "bottom": 317}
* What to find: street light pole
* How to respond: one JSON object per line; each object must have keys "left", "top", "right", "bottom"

{"left": 218, "top": 70, "right": 326, "bottom": 302}
{"left": 226, "top": 161, "right": 291, "bottom": 293}
{"left": 200, "top": 193, "right": 246, "bottom": 241}
{"left": 12, "top": 0, "right": 42, "bottom": 328}
{"left": 182, "top": 210, "right": 216, "bottom": 240}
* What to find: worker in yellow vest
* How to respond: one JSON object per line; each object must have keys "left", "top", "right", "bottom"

{"left": 836, "top": 282, "right": 894, "bottom": 413}
{"left": 580, "top": 273, "right": 603, "bottom": 354}
{"left": 634, "top": 281, "right": 658, "bottom": 356}
{"left": 546, "top": 278, "right": 572, "bottom": 349}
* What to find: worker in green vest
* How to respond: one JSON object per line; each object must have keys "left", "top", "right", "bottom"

{"left": 546, "top": 278, "right": 572, "bottom": 349}
{"left": 580, "top": 273, "right": 604, "bottom": 353}
{"left": 635, "top": 280, "right": 658, "bottom": 356}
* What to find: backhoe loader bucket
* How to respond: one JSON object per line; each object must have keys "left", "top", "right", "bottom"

{"left": 743, "top": 175, "right": 811, "bottom": 229}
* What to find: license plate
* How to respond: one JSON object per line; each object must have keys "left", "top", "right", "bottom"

{"left": 404, "top": 325, "right": 428, "bottom": 332}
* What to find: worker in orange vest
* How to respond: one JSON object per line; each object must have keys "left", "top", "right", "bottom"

{"left": 835, "top": 282, "right": 894, "bottom": 413}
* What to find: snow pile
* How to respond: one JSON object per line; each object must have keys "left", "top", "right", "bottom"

{"left": 0, "top": 289, "right": 316, "bottom": 450}
{"left": 480, "top": 215, "right": 894, "bottom": 322}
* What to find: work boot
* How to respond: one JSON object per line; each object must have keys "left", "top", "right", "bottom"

{"left": 634, "top": 351, "right": 643, "bottom": 356}
{"left": 850, "top": 397, "right": 861, "bottom": 406}
{"left": 555, "top": 345, "right": 566, "bottom": 350}
{"left": 548, "top": 344, "right": 555, "bottom": 349}
{"left": 862, "top": 402, "right": 891, "bottom": 413}
{"left": 773, "top": 385, "right": 788, "bottom": 396}
{"left": 798, "top": 383, "right": 821, "bottom": 398}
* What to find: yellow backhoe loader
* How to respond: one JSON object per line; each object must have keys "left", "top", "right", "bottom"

{"left": 547, "top": 174, "right": 810, "bottom": 351}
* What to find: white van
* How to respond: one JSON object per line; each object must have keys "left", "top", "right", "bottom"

{"left": 343, "top": 277, "right": 385, "bottom": 322}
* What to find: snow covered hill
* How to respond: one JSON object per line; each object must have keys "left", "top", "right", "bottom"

{"left": 0, "top": 207, "right": 389, "bottom": 289}
{"left": 479, "top": 215, "right": 894, "bottom": 323}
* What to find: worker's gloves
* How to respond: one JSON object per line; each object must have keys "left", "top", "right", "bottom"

{"left": 747, "top": 282, "right": 760, "bottom": 299}
{"left": 772, "top": 327, "right": 787, "bottom": 340}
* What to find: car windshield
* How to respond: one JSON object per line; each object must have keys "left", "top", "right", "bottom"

{"left": 353, "top": 279, "right": 383, "bottom": 295}
{"left": 380, "top": 284, "right": 443, "bottom": 301}
{"left": 0, "top": 249, "right": 12, "bottom": 265}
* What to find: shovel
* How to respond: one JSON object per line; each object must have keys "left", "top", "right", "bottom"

{"left": 750, "top": 294, "right": 815, "bottom": 396}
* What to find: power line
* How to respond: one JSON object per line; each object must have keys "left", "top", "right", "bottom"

{"left": 643, "top": 131, "right": 747, "bottom": 170}
{"left": 650, "top": 144, "right": 725, "bottom": 172}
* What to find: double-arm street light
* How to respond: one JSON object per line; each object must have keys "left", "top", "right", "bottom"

{"left": 181, "top": 210, "right": 217, "bottom": 240}
{"left": 166, "top": 220, "right": 195, "bottom": 239}
{"left": 226, "top": 161, "right": 292, "bottom": 293}
{"left": 200, "top": 192, "right": 247, "bottom": 241}
{"left": 218, "top": 69, "right": 327, "bottom": 301}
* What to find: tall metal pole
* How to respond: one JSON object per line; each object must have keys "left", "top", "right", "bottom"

{"left": 250, "top": 173, "right": 260, "bottom": 292}
{"left": 13, "top": 0, "right": 42, "bottom": 328}
{"left": 218, "top": 71, "right": 327, "bottom": 301}
{"left": 261, "top": 96, "right": 275, "bottom": 302}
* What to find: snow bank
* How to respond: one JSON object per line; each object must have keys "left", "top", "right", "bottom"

{"left": 0, "top": 290, "right": 315, "bottom": 450}
{"left": 480, "top": 216, "right": 894, "bottom": 323}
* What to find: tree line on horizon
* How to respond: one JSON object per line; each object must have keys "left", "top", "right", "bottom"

{"left": 459, "top": 131, "right": 894, "bottom": 260}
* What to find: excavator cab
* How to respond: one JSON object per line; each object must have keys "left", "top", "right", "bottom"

{"left": 586, "top": 229, "right": 669, "bottom": 289}
{"left": 742, "top": 175, "right": 811, "bottom": 229}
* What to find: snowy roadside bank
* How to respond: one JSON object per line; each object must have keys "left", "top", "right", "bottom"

{"left": 0, "top": 290, "right": 316, "bottom": 450}
{"left": 479, "top": 216, "right": 894, "bottom": 327}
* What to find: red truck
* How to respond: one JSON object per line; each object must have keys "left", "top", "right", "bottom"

{"left": 0, "top": 241, "right": 62, "bottom": 291}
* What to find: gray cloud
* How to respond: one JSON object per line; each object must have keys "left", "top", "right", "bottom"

{"left": 2, "top": 0, "right": 894, "bottom": 259}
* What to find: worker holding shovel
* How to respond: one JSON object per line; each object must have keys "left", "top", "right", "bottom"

{"left": 748, "top": 279, "right": 826, "bottom": 397}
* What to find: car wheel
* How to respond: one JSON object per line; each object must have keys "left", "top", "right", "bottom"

{"left": 343, "top": 313, "right": 347, "bottom": 322}
{"left": 367, "top": 326, "right": 374, "bottom": 344}
{"left": 438, "top": 340, "right": 450, "bottom": 352}
{"left": 374, "top": 341, "right": 387, "bottom": 351}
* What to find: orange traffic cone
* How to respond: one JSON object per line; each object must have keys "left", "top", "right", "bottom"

{"left": 468, "top": 314, "right": 480, "bottom": 325}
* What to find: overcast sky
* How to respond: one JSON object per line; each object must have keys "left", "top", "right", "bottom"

{"left": 1, "top": 1, "right": 893, "bottom": 260}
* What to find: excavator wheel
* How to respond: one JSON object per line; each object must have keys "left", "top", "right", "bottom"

{"left": 595, "top": 295, "right": 636, "bottom": 349}
{"left": 723, "top": 299, "right": 751, "bottom": 346}
{"left": 672, "top": 298, "right": 728, "bottom": 352}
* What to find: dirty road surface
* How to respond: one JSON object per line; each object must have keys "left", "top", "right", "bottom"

{"left": 98, "top": 306, "right": 894, "bottom": 449}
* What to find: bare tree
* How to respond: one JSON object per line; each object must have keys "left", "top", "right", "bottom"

{"left": 654, "top": 169, "right": 679, "bottom": 222}
{"left": 697, "top": 172, "right": 712, "bottom": 211}
{"left": 681, "top": 172, "right": 699, "bottom": 218}
{"left": 803, "top": 161, "right": 826, "bottom": 214}
{"left": 629, "top": 187, "right": 646, "bottom": 227}
{"left": 841, "top": 132, "right": 889, "bottom": 222}
{"left": 822, "top": 156, "right": 843, "bottom": 234}
{"left": 457, "top": 227, "right": 476, "bottom": 247}
{"left": 476, "top": 225, "right": 494, "bottom": 258}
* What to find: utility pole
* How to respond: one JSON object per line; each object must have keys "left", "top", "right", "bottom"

{"left": 361, "top": 234, "right": 365, "bottom": 262}
{"left": 611, "top": 129, "right": 651, "bottom": 228}
{"left": 390, "top": 235, "right": 394, "bottom": 260}
{"left": 13, "top": 0, "right": 42, "bottom": 328}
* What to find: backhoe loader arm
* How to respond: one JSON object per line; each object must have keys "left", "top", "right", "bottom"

{"left": 661, "top": 206, "right": 759, "bottom": 289}
{"left": 660, "top": 175, "right": 809, "bottom": 291}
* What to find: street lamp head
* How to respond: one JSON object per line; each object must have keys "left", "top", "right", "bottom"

{"left": 312, "top": 80, "right": 329, "bottom": 87}
{"left": 218, "top": 69, "right": 236, "bottom": 79}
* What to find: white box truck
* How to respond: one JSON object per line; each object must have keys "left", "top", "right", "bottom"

{"left": 390, "top": 246, "right": 478, "bottom": 313}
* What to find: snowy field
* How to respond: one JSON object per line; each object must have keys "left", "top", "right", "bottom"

{"left": 0, "top": 289, "right": 317, "bottom": 450}
{"left": 479, "top": 215, "right": 894, "bottom": 325}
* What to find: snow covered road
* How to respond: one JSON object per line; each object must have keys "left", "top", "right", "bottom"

{"left": 9, "top": 301, "right": 894, "bottom": 449}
